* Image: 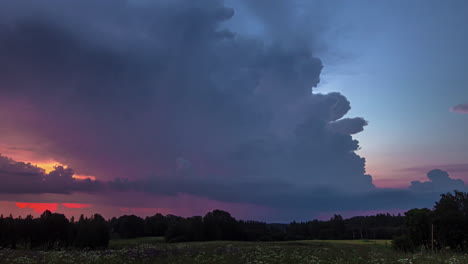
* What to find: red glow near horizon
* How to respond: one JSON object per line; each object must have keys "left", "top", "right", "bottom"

{"left": 14, "top": 203, "right": 94, "bottom": 213}
{"left": 62, "top": 203, "right": 93, "bottom": 209}
{"left": 15, "top": 202, "right": 59, "bottom": 213}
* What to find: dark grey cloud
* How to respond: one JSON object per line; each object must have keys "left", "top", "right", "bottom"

{"left": 0, "top": 0, "right": 376, "bottom": 210}
{"left": 451, "top": 103, "right": 468, "bottom": 114}
{"left": 106, "top": 176, "right": 446, "bottom": 214}
{"left": 410, "top": 169, "right": 465, "bottom": 193}
{"left": 237, "top": 0, "right": 335, "bottom": 52}
{"left": 0, "top": 155, "right": 101, "bottom": 194}
{"left": 327, "top": 117, "right": 368, "bottom": 135}
{"left": 0, "top": 152, "right": 460, "bottom": 216}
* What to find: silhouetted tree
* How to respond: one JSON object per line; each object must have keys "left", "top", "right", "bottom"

{"left": 38, "top": 210, "right": 69, "bottom": 250}
{"left": 393, "top": 191, "right": 468, "bottom": 253}
{"left": 203, "top": 210, "right": 243, "bottom": 241}
{"left": 74, "top": 214, "right": 109, "bottom": 249}
{"left": 405, "top": 208, "right": 433, "bottom": 250}
{"left": 144, "top": 213, "right": 169, "bottom": 236}
{"left": 433, "top": 191, "right": 468, "bottom": 251}
{"left": 111, "top": 215, "right": 145, "bottom": 239}
{"left": 0, "top": 212, "right": 109, "bottom": 250}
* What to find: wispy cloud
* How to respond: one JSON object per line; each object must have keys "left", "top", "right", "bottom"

{"left": 402, "top": 164, "right": 468, "bottom": 175}
{"left": 450, "top": 103, "right": 468, "bottom": 114}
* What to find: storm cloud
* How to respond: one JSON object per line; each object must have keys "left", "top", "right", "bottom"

{"left": 327, "top": 117, "right": 368, "bottom": 135}
{"left": 0, "top": 155, "right": 101, "bottom": 194}
{"left": 0, "top": 0, "right": 383, "bottom": 214}
{"left": 410, "top": 169, "right": 466, "bottom": 193}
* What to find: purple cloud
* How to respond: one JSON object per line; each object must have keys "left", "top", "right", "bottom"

{"left": 410, "top": 169, "right": 466, "bottom": 193}
{"left": 0, "top": 155, "right": 102, "bottom": 194}
{"left": 450, "top": 103, "right": 468, "bottom": 114}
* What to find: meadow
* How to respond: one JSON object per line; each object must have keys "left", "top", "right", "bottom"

{"left": 1, "top": 238, "right": 468, "bottom": 264}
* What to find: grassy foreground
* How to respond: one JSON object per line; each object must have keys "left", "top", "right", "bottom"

{"left": 1, "top": 238, "right": 467, "bottom": 264}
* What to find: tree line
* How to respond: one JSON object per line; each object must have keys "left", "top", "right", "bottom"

{"left": 0, "top": 210, "right": 108, "bottom": 249}
{"left": 109, "top": 210, "right": 404, "bottom": 243}
{"left": 0, "top": 209, "right": 404, "bottom": 249}
{"left": 2, "top": 191, "right": 468, "bottom": 252}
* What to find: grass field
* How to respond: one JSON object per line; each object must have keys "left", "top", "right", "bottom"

{"left": 1, "top": 238, "right": 467, "bottom": 263}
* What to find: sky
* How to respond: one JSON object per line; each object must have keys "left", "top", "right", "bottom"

{"left": 0, "top": 0, "right": 467, "bottom": 222}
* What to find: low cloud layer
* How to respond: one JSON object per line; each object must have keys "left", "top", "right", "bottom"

{"left": 451, "top": 103, "right": 468, "bottom": 114}
{"left": 0, "top": 153, "right": 462, "bottom": 216}
{"left": 0, "top": 155, "right": 101, "bottom": 194}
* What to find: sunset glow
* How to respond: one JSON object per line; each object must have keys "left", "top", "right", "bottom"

{"left": 62, "top": 203, "right": 93, "bottom": 209}
{"left": 72, "top": 175, "right": 97, "bottom": 181}
{"left": 32, "top": 161, "right": 61, "bottom": 174}
{"left": 23, "top": 161, "right": 96, "bottom": 181}
{"left": 15, "top": 203, "right": 59, "bottom": 213}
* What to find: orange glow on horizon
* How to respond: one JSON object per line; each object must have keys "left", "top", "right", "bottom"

{"left": 32, "top": 161, "right": 60, "bottom": 173}
{"left": 0, "top": 146, "right": 98, "bottom": 181}
{"left": 73, "top": 175, "right": 97, "bottom": 181}
{"left": 29, "top": 162, "right": 97, "bottom": 181}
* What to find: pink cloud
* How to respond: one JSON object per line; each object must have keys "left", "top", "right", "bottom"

{"left": 372, "top": 178, "right": 412, "bottom": 189}
{"left": 450, "top": 103, "right": 468, "bottom": 114}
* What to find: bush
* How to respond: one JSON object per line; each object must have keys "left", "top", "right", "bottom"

{"left": 392, "top": 235, "right": 415, "bottom": 252}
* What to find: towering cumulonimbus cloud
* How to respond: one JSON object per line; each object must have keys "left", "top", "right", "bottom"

{"left": 0, "top": 0, "right": 373, "bottom": 207}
